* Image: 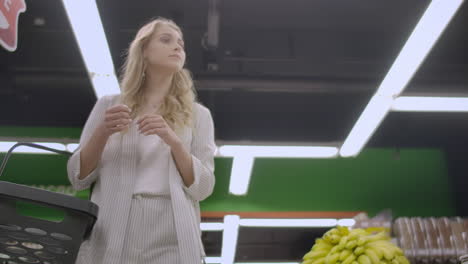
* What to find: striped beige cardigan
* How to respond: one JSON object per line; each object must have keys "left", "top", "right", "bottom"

{"left": 67, "top": 94, "right": 216, "bottom": 264}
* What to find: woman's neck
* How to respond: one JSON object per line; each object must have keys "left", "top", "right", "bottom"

{"left": 142, "top": 69, "right": 174, "bottom": 106}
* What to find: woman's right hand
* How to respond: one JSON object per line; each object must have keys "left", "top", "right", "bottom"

{"left": 100, "top": 104, "right": 132, "bottom": 136}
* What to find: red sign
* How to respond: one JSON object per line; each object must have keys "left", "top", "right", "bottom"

{"left": 0, "top": 0, "right": 26, "bottom": 52}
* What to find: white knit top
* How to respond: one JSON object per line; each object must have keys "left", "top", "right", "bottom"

{"left": 133, "top": 129, "right": 170, "bottom": 195}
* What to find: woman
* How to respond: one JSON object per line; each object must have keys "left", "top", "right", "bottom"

{"left": 67, "top": 17, "right": 216, "bottom": 264}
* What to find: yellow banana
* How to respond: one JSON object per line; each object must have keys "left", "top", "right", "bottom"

{"left": 324, "top": 234, "right": 339, "bottom": 244}
{"left": 303, "top": 250, "right": 329, "bottom": 260}
{"left": 311, "top": 257, "right": 326, "bottom": 264}
{"left": 365, "top": 227, "right": 390, "bottom": 234}
{"left": 324, "top": 228, "right": 340, "bottom": 238}
{"left": 337, "top": 225, "right": 350, "bottom": 236}
{"left": 348, "top": 229, "right": 369, "bottom": 240}
{"left": 391, "top": 246, "right": 403, "bottom": 256}
{"left": 332, "top": 234, "right": 343, "bottom": 244}
{"left": 313, "top": 242, "right": 333, "bottom": 252}
{"left": 380, "top": 244, "right": 402, "bottom": 257}
{"left": 356, "top": 236, "right": 367, "bottom": 247}
{"left": 342, "top": 253, "right": 357, "bottom": 264}
{"left": 367, "top": 241, "right": 397, "bottom": 260}
{"left": 315, "top": 238, "right": 327, "bottom": 244}
{"left": 314, "top": 238, "right": 330, "bottom": 248}
{"left": 364, "top": 248, "right": 380, "bottom": 264}
{"left": 351, "top": 261, "right": 359, "bottom": 264}
{"left": 345, "top": 240, "right": 358, "bottom": 250}
{"left": 325, "top": 253, "right": 340, "bottom": 264}
{"left": 365, "top": 246, "right": 383, "bottom": 260}
{"left": 303, "top": 259, "right": 315, "bottom": 264}
{"left": 354, "top": 246, "right": 365, "bottom": 256}
{"left": 330, "top": 244, "right": 342, "bottom": 254}
{"left": 331, "top": 228, "right": 340, "bottom": 235}
{"left": 357, "top": 232, "right": 389, "bottom": 246}
{"left": 339, "top": 249, "right": 353, "bottom": 261}
{"left": 338, "top": 236, "right": 349, "bottom": 248}
{"left": 357, "top": 255, "right": 372, "bottom": 264}
{"left": 379, "top": 245, "right": 394, "bottom": 260}
{"left": 367, "top": 240, "right": 395, "bottom": 249}
{"left": 396, "top": 256, "right": 410, "bottom": 264}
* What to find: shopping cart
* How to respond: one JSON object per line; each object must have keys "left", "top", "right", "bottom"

{"left": 0, "top": 142, "right": 98, "bottom": 264}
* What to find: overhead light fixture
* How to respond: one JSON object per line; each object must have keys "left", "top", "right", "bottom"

{"left": 227, "top": 155, "right": 255, "bottom": 196}
{"left": 201, "top": 222, "right": 224, "bottom": 231}
{"left": 340, "top": 95, "right": 394, "bottom": 157}
{"left": 238, "top": 218, "right": 355, "bottom": 227}
{"left": 340, "top": 0, "right": 463, "bottom": 157}
{"left": 392, "top": 96, "right": 468, "bottom": 112}
{"left": 375, "top": 0, "right": 463, "bottom": 97}
{"left": 337, "top": 218, "right": 356, "bottom": 227}
{"left": 0, "top": 142, "right": 66, "bottom": 154}
{"left": 89, "top": 73, "right": 121, "bottom": 99}
{"left": 239, "top": 218, "right": 338, "bottom": 227}
{"left": 66, "top": 143, "right": 79, "bottom": 152}
{"left": 218, "top": 145, "right": 339, "bottom": 158}
{"left": 221, "top": 215, "right": 240, "bottom": 264}
{"left": 61, "top": 0, "right": 120, "bottom": 98}
{"left": 219, "top": 145, "right": 339, "bottom": 195}
{"left": 205, "top": 257, "right": 222, "bottom": 264}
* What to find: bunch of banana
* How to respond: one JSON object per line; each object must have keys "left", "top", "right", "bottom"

{"left": 302, "top": 226, "right": 410, "bottom": 264}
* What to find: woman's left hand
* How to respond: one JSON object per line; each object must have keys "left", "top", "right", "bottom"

{"left": 137, "top": 114, "right": 181, "bottom": 147}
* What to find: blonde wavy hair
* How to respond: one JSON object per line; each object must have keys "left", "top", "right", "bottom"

{"left": 119, "top": 17, "right": 196, "bottom": 131}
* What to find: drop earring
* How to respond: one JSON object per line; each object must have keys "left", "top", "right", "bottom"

{"left": 142, "top": 61, "right": 147, "bottom": 80}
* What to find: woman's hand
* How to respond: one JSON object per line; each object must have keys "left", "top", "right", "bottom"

{"left": 101, "top": 104, "right": 132, "bottom": 137}
{"left": 137, "top": 114, "right": 181, "bottom": 147}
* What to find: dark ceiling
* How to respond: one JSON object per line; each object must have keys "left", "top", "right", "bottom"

{"left": 1, "top": 0, "right": 468, "bottom": 147}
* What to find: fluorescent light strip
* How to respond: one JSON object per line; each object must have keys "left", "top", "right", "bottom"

{"left": 201, "top": 222, "right": 224, "bottom": 231}
{"left": 375, "top": 0, "right": 463, "bottom": 97}
{"left": 205, "top": 257, "right": 222, "bottom": 264}
{"left": 221, "top": 215, "right": 240, "bottom": 264}
{"left": 240, "top": 218, "right": 338, "bottom": 227}
{"left": 0, "top": 142, "right": 67, "bottom": 154}
{"left": 340, "top": 95, "right": 394, "bottom": 157}
{"left": 66, "top": 143, "right": 79, "bottom": 152}
{"left": 61, "top": 0, "right": 120, "bottom": 98}
{"left": 239, "top": 218, "right": 355, "bottom": 227}
{"left": 219, "top": 145, "right": 339, "bottom": 158}
{"left": 89, "top": 73, "right": 121, "bottom": 99}
{"left": 220, "top": 145, "right": 339, "bottom": 195}
{"left": 228, "top": 155, "right": 255, "bottom": 195}
{"left": 337, "top": 218, "right": 356, "bottom": 227}
{"left": 201, "top": 218, "right": 355, "bottom": 230}
{"left": 340, "top": 0, "right": 463, "bottom": 157}
{"left": 392, "top": 96, "right": 468, "bottom": 112}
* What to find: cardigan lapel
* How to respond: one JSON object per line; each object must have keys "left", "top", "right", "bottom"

{"left": 102, "top": 124, "right": 139, "bottom": 262}
{"left": 169, "top": 125, "right": 203, "bottom": 264}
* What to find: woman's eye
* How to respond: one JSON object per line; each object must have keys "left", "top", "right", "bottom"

{"left": 161, "top": 37, "right": 170, "bottom": 43}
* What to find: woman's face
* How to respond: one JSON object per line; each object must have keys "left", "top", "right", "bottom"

{"left": 143, "top": 24, "right": 186, "bottom": 73}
